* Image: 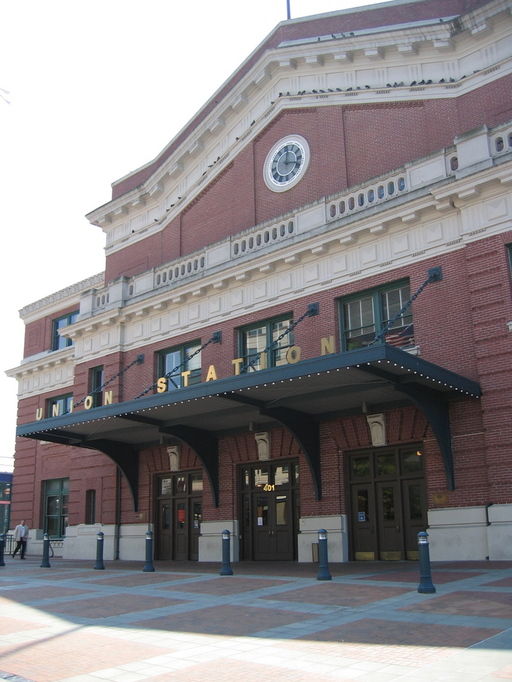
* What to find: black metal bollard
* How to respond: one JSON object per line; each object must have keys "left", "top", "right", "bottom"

{"left": 94, "top": 531, "right": 105, "bottom": 570}
{"left": 417, "top": 531, "right": 436, "bottom": 593}
{"left": 143, "top": 530, "right": 155, "bottom": 572}
{"left": 316, "top": 529, "right": 332, "bottom": 580}
{"left": 220, "top": 529, "right": 233, "bottom": 576}
{"left": 40, "top": 533, "right": 51, "bottom": 568}
{"left": 0, "top": 533, "right": 5, "bottom": 567}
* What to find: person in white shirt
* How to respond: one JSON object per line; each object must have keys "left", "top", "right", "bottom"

{"left": 12, "top": 520, "right": 29, "bottom": 559}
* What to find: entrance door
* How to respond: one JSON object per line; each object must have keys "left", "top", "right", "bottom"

{"left": 348, "top": 446, "right": 427, "bottom": 561}
{"left": 376, "top": 481, "right": 403, "bottom": 560}
{"left": 253, "top": 492, "right": 294, "bottom": 560}
{"left": 241, "top": 460, "right": 299, "bottom": 561}
{"left": 156, "top": 472, "right": 203, "bottom": 560}
{"left": 158, "top": 500, "right": 172, "bottom": 559}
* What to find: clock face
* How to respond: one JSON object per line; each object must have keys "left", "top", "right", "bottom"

{"left": 264, "top": 136, "right": 310, "bottom": 192}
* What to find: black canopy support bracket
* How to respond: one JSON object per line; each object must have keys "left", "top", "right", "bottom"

{"left": 393, "top": 383, "right": 455, "bottom": 490}
{"left": 221, "top": 393, "right": 323, "bottom": 501}
{"left": 160, "top": 425, "right": 220, "bottom": 507}
{"left": 260, "top": 406, "right": 322, "bottom": 501}
{"left": 86, "top": 439, "right": 140, "bottom": 511}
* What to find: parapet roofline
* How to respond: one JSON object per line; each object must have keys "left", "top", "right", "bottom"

{"left": 94, "top": 0, "right": 483, "bottom": 209}
{"left": 278, "top": 15, "right": 459, "bottom": 47}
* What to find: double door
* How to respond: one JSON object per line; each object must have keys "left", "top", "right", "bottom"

{"left": 156, "top": 472, "right": 202, "bottom": 561}
{"left": 241, "top": 460, "right": 299, "bottom": 561}
{"left": 348, "top": 447, "right": 427, "bottom": 561}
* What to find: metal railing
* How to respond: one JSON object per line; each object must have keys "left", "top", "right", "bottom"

{"left": 3, "top": 534, "right": 14, "bottom": 555}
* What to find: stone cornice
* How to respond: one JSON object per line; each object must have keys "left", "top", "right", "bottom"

{"left": 19, "top": 273, "right": 105, "bottom": 323}
{"left": 65, "top": 137, "right": 512, "bottom": 350}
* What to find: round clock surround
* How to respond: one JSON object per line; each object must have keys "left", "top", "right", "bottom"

{"left": 264, "top": 135, "right": 310, "bottom": 192}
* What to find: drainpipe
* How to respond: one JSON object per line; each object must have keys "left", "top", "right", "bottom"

{"left": 114, "top": 466, "right": 122, "bottom": 560}
{"left": 485, "top": 502, "right": 493, "bottom": 561}
{"left": 485, "top": 502, "right": 493, "bottom": 527}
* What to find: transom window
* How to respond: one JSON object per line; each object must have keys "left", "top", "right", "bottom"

{"left": 52, "top": 311, "right": 79, "bottom": 350}
{"left": 239, "top": 315, "right": 294, "bottom": 371}
{"left": 158, "top": 342, "right": 201, "bottom": 391}
{"left": 341, "top": 282, "right": 414, "bottom": 351}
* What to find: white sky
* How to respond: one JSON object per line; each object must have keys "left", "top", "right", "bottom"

{"left": 0, "top": 0, "right": 382, "bottom": 472}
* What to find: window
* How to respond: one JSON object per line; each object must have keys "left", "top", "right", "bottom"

{"left": 158, "top": 342, "right": 201, "bottom": 391}
{"left": 89, "top": 366, "right": 104, "bottom": 407}
{"left": 43, "top": 478, "right": 69, "bottom": 538}
{"left": 341, "top": 282, "right": 414, "bottom": 351}
{"left": 85, "top": 489, "right": 96, "bottom": 525}
{"left": 0, "top": 478, "right": 11, "bottom": 534}
{"left": 240, "top": 315, "right": 294, "bottom": 371}
{"left": 52, "top": 311, "right": 79, "bottom": 350}
{"left": 47, "top": 393, "right": 74, "bottom": 418}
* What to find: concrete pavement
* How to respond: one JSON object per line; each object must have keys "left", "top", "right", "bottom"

{"left": 0, "top": 555, "right": 511, "bottom": 682}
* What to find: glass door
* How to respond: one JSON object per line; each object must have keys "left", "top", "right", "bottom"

{"left": 241, "top": 460, "right": 299, "bottom": 561}
{"left": 348, "top": 446, "right": 427, "bottom": 561}
{"left": 156, "top": 472, "right": 202, "bottom": 560}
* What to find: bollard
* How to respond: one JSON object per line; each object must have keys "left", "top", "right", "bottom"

{"left": 40, "top": 533, "right": 51, "bottom": 568}
{"left": 417, "top": 531, "right": 436, "bottom": 594}
{"left": 143, "top": 530, "right": 155, "bottom": 572}
{"left": 0, "top": 533, "right": 5, "bottom": 567}
{"left": 220, "top": 529, "right": 233, "bottom": 576}
{"left": 316, "top": 529, "right": 332, "bottom": 580}
{"left": 94, "top": 531, "right": 105, "bottom": 570}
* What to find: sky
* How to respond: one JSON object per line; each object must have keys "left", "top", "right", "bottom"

{"left": 0, "top": 0, "right": 383, "bottom": 472}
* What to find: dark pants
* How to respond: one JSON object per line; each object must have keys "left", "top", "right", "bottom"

{"left": 12, "top": 539, "right": 27, "bottom": 559}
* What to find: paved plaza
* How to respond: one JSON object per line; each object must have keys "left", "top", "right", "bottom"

{"left": 0, "top": 556, "right": 511, "bottom": 682}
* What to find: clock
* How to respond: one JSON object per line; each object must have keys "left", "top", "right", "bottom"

{"left": 264, "top": 135, "right": 310, "bottom": 192}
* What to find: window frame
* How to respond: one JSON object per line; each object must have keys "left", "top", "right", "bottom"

{"left": 89, "top": 366, "right": 104, "bottom": 408}
{"left": 85, "top": 489, "right": 96, "bottom": 525}
{"left": 157, "top": 340, "right": 202, "bottom": 392}
{"left": 340, "top": 280, "right": 414, "bottom": 352}
{"left": 47, "top": 393, "right": 74, "bottom": 418}
{"left": 238, "top": 314, "right": 294, "bottom": 372}
{"left": 52, "top": 311, "right": 79, "bottom": 351}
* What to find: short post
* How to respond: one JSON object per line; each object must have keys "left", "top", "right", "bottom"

{"left": 0, "top": 533, "right": 5, "bottom": 567}
{"left": 143, "top": 530, "right": 155, "bottom": 572}
{"left": 93, "top": 531, "right": 105, "bottom": 570}
{"left": 417, "top": 531, "right": 436, "bottom": 594}
{"left": 220, "top": 529, "right": 233, "bottom": 576}
{"left": 40, "top": 533, "right": 51, "bottom": 568}
{"left": 316, "top": 529, "right": 332, "bottom": 581}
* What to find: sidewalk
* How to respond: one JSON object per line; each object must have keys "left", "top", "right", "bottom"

{"left": 0, "top": 555, "right": 511, "bottom": 682}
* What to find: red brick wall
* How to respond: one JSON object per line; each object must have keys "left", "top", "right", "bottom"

{"left": 23, "top": 303, "right": 79, "bottom": 358}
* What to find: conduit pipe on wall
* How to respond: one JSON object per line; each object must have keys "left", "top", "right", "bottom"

{"left": 485, "top": 502, "right": 493, "bottom": 527}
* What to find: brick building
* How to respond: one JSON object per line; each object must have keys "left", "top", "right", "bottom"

{"left": 7, "top": 0, "right": 512, "bottom": 563}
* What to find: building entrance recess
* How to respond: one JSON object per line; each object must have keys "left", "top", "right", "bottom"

{"left": 240, "top": 460, "right": 300, "bottom": 561}
{"left": 156, "top": 472, "right": 202, "bottom": 560}
{"left": 348, "top": 446, "right": 427, "bottom": 560}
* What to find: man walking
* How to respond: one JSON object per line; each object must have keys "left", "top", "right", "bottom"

{"left": 12, "top": 520, "right": 29, "bottom": 559}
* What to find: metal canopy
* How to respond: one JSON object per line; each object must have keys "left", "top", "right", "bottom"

{"left": 18, "top": 345, "right": 481, "bottom": 509}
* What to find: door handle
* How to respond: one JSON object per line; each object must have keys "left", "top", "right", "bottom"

{"left": 396, "top": 525, "right": 400, "bottom": 532}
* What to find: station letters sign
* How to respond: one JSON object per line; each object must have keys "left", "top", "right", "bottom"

{"left": 36, "top": 335, "right": 335, "bottom": 420}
